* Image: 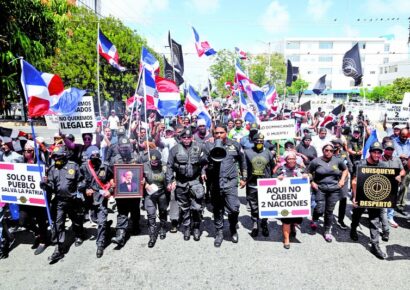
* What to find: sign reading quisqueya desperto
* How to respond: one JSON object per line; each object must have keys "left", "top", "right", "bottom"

{"left": 259, "top": 119, "right": 296, "bottom": 141}
{"left": 356, "top": 166, "right": 399, "bottom": 208}
{"left": 257, "top": 177, "right": 311, "bottom": 218}
{"left": 0, "top": 162, "right": 46, "bottom": 207}
{"left": 59, "top": 96, "right": 96, "bottom": 134}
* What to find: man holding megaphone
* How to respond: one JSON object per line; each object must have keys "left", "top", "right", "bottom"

{"left": 203, "top": 125, "right": 247, "bottom": 248}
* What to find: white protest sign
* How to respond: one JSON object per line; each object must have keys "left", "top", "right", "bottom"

{"left": 384, "top": 104, "right": 409, "bottom": 123}
{"left": 45, "top": 115, "right": 60, "bottom": 130}
{"left": 257, "top": 177, "right": 311, "bottom": 219}
{"left": 59, "top": 96, "right": 96, "bottom": 134}
{"left": 0, "top": 162, "right": 46, "bottom": 207}
{"left": 259, "top": 119, "right": 296, "bottom": 141}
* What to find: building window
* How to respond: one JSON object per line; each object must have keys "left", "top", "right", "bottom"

{"left": 286, "top": 41, "right": 300, "bottom": 49}
{"left": 384, "top": 44, "right": 390, "bottom": 52}
{"left": 383, "top": 57, "right": 389, "bottom": 64}
{"left": 358, "top": 42, "right": 366, "bottom": 49}
{"left": 318, "top": 68, "right": 332, "bottom": 74}
{"left": 319, "top": 41, "right": 333, "bottom": 49}
{"left": 288, "top": 55, "right": 300, "bottom": 62}
{"left": 388, "top": 65, "right": 398, "bottom": 73}
{"left": 307, "top": 71, "right": 313, "bottom": 74}
{"left": 319, "top": 56, "right": 333, "bottom": 62}
{"left": 370, "top": 71, "right": 376, "bottom": 74}
{"left": 379, "top": 67, "right": 383, "bottom": 74}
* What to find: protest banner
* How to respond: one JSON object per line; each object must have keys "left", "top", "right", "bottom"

{"left": 59, "top": 96, "right": 96, "bottom": 134}
{"left": 259, "top": 119, "right": 296, "bottom": 141}
{"left": 356, "top": 166, "right": 399, "bottom": 208}
{"left": 0, "top": 162, "right": 46, "bottom": 207}
{"left": 384, "top": 104, "right": 409, "bottom": 123}
{"left": 45, "top": 115, "right": 60, "bottom": 130}
{"left": 257, "top": 177, "right": 311, "bottom": 218}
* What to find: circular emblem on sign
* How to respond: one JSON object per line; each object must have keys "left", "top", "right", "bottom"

{"left": 363, "top": 175, "right": 391, "bottom": 201}
{"left": 19, "top": 196, "right": 27, "bottom": 203}
{"left": 281, "top": 209, "right": 289, "bottom": 217}
{"left": 68, "top": 169, "right": 75, "bottom": 175}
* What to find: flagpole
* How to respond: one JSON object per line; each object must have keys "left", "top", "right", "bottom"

{"left": 19, "top": 58, "right": 53, "bottom": 227}
{"left": 96, "top": 21, "right": 102, "bottom": 120}
{"left": 168, "top": 31, "right": 177, "bottom": 83}
{"left": 142, "top": 66, "right": 151, "bottom": 161}
{"left": 128, "top": 71, "right": 142, "bottom": 137}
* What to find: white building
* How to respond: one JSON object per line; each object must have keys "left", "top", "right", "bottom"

{"left": 379, "top": 60, "right": 410, "bottom": 86}
{"left": 283, "top": 37, "right": 409, "bottom": 100}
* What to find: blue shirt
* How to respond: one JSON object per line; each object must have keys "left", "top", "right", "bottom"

{"left": 393, "top": 137, "right": 410, "bottom": 158}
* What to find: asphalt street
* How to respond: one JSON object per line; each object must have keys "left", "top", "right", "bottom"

{"left": 0, "top": 188, "right": 410, "bottom": 290}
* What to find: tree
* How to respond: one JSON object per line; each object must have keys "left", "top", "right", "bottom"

{"left": 390, "top": 77, "right": 410, "bottom": 103}
{"left": 43, "top": 7, "right": 162, "bottom": 108}
{"left": 287, "top": 78, "right": 309, "bottom": 103}
{"left": 0, "top": 0, "right": 71, "bottom": 103}
{"left": 209, "top": 50, "right": 286, "bottom": 97}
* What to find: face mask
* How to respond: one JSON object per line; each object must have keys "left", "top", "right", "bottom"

{"left": 255, "top": 143, "right": 263, "bottom": 151}
{"left": 91, "top": 157, "right": 101, "bottom": 167}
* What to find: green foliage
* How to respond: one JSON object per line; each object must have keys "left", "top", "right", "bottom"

{"left": 0, "top": 0, "right": 69, "bottom": 101}
{"left": 390, "top": 77, "right": 410, "bottom": 103}
{"left": 359, "top": 78, "right": 410, "bottom": 103}
{"left": 287, "top": 78, "right": 309, "bottom": 102}
{"left": 209, "top": 50, "right": 286, "bottom": 97}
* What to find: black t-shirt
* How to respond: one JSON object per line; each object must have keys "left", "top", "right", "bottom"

{"left": 307, "top": 156, "right": 347, "bottom": 189}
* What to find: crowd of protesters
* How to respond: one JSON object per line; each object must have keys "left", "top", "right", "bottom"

{"left": 0, "top": 103, "right": 409, "bottom": 262}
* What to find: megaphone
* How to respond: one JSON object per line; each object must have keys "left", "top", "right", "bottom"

{"left": 210, "top": 139, "right": 227, "bottom": 162}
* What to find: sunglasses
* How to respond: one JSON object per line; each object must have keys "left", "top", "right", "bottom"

{"left": 323, "top": 149, "right": 334, "bottom": 152}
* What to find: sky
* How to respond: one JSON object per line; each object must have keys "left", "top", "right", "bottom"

{"left": 100, "top": 0, "right": 410, "bottom": 88}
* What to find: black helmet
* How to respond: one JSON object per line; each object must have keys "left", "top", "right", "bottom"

{"left": 51, "top": 146, "right": 67, "bottom": 158}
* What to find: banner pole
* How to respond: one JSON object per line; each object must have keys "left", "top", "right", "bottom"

{"left": 96, "top": 21, "right": 102, "bottom": 120}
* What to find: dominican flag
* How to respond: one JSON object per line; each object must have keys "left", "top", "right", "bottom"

{"left": 141, "top": 47, "right": 160, "bottom": 73}
{"left": 224, "top": 81, "right": 233, "bottom": 90}
{"left": 265, "top": 85, "right": 277, "bottom": 109}
{"left": 98, "top": 29, "right": 126, "bottom": 72}
{"left": 185, "top": 86, "right": 211, "bottom": 127}
{"left": 192, "top": 27, "right": 216, "bottom": 57}
{"left": 235, "top": 60, "right": 250, "bottom": 84}
{"left": 235, "top": 47, "right": 247, "bottom": 59}
{"left": 143, "top": 68, "right": 158, "bottom": 110}
{"left": 362, "top": 130, "right": 380, "bottom": 159}
{"left": 20, "top": 60, "right": 64, "bottom": 118}
{"left": 239, "top": 91, "right": 257, "bottom": 123}
{"left": 155, "top": 76, "right": 181, "bottom": 117}
{"left": 247, "top": 83, "right": 267, "bottom": 112}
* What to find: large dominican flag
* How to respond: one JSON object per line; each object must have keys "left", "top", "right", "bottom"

{"left": 192, "top": 27, "right": 216, "bottom": 57}
{"left": 185, "top": 86, "right": 212, "bottom": 127}
{"left": 20, "top": 60, "right": 64, "bottom": 117}
{"left": 98, "top": 29, "right": 126, "bottom": 71}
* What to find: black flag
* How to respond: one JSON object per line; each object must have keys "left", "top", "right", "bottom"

{"left": 286, "top": 60, "right": 293, "bottom": 87}
{"left": 300, "top": 101, "right": 311, "bottom": 112}
{"left": 292, "top": 66, "right": 299, "bottom": 82}
{"left": 164, "top": 56, "right": 184, "bottom": 86}
{"left": 312, "top": 74, "right": 326, "bottom": 95}
{"left": 168, "top": 31, "right": 184, "bottom": 74}
{"left": 342, "top": 43, "right": 363, "bottom": 86}
{"left": 331, "top": 104, "right": 345, "bottom": 116}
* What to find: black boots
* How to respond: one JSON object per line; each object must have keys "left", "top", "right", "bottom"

{"left": 371, "top": 244, "right": 387, "bottom": 260}
{"left": 261, "top": 219, "right": 269, "bottom": 237}
{"left": 48, "top": 246, "right": 64, "bottom": 263}
{"left": 251, "top": 222, "right": 258, "bottom": 237}
{"left": 111, "top": 229, "right": 126, "bottom": 247}
{"left": 96, "top": 246, "right": 104, "bottom": 258}
{"left": 183, "top": 228, "right": 190, "bottom": 241}
{"left": 350, "top": 227, "right": 359, "bottom": 241}
{"left": 193, "top": 223, "right": 201, "bottom": 241}
{"left": 230, "top": 226, "right": 239, "bottom": 243}
{"left": 170, "top": 220, "right": 178, "bottom": 233}
{"left": 159, "top": 225, "right": 167, "bottom": 240}
{"left": 148, "top": 235, "right": 157, "bottom": 248}
{"left": 214, "top": 229, "right": 224, "bottom": 247}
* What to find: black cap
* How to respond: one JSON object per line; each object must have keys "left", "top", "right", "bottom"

{"left": 369, "top": 142, "right": 383, "bottom": 152}
{"left": 51, "top": 146, "right": 66, "bottom": 157}
{"left": 150, "top": 149, "right": 162, "bottom": 161}
{"left": 252, "top": 133, "right": 264, "bottom": 141}
{"left": 180, "top": 129, "right": 192, "bottom": 138}
{"left": 249, "top": 123, "right": 258, "bottom": 132}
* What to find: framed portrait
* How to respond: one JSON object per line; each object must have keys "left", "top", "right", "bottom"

{"left": 114, "top": 164, "right": 143, "bottom": 198}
